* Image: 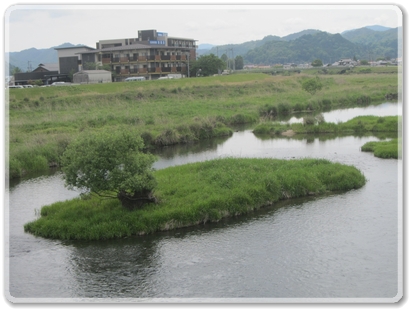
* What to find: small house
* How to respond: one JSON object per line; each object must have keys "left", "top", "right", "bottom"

{"left": 73, "top": 70, "right": 112, "bottom": 84}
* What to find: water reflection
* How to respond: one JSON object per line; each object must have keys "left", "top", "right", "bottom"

{"left": 285, "top": 102, "right": 400, "bottom": 124}
{"left": 254, "top": 131, "right": 398, "bottom": 142}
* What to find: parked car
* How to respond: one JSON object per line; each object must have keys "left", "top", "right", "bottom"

{"left": 8, "top": 85, "right": 24, "bottom": 89}
{"left": 125, "top": 77, "right": 145, "bottom": 82}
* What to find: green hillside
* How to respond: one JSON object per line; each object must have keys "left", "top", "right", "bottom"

{"left": 244, "top": 32, "right": 365, "bottom": 65}
{"left": 341, "top": 27, "right": 402, "bottom": 59}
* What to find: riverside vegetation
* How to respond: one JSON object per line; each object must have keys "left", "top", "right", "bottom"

{"left": 253, "top": 115, "right": 401, "bottom": 159}
{"left": 361, "top": 138, "right": 401, "bottom": 159}
{"left": 253, "top": 115, "right": 400, "bottom": 135}
{"left": 24, "top": 157, "right": 366, "bottom": 240}
{"left": 7, "top": 70, "right": 399, "bottom": 178}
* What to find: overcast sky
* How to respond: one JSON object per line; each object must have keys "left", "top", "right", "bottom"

{"left": 3, "top": 1, "right": 404, "bottom": 53}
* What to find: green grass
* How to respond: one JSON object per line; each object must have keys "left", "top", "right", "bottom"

{"left": 253, "top": 115, "right": 400, "bottom": 135}
{"left": 7, "top": 72, "right": 399, "bottom": 178}
{"left": 361, "top": 138, "right": 401, "bottom": 159}
{"left": 24, "top": 157, "right": 366, "bottom": 241}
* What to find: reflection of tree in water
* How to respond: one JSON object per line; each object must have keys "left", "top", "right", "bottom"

{"left": 150, "top": 135, "right": 230, "bottom": 160}
{"left": 65, "top": 236, "right": 163, "bottom": 298}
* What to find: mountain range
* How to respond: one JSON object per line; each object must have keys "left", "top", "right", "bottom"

{"left": 6, "top": 25, "right": 402, "bottom": 75}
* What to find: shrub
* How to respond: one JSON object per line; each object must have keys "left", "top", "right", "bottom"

{"left": 278, "top": 102, "right": 291, "bottom": 115}
{"left": 302, "top": 77, "right": 323, "bottom": 95}
{"left": 303, "top": 115, "right": 316, "bottom": 125}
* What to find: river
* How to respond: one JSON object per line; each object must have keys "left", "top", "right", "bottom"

{"left": 5, "top": 103, "right": 402, "bottom": 302}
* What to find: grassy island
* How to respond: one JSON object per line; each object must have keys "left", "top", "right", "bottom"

{"left": 361, "top": 138, "right": 401, "bottom": 159}
{"left": 253, "top": 115, "right": 400, "bottom": 136}
{"left": 24, "top": 157, "right": 366, "bottom": 241}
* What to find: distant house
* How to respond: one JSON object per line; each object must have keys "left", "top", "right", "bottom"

{"left": 14, "top": 63, "right": 59, "bottom": 85}
{"left": 244, "top": 64, "right": 272, "bottom": 69}
{"left": 73, "top": 70, "right": 112, "bottom": 84}
{"left": 33, "top": 63, "right": 59, "bottom": 73}
{"left": 337, "top": 59, "right": 358, "bottom": 66}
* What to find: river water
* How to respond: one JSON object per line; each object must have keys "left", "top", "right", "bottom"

{"left": 5, "top": 103, "right": 403, "bottom": 302}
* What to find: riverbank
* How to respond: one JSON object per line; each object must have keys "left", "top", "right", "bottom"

{"left": 23, "top": 157, "right": 366, "bottom": 241}
{"left": 7, "top": 72, "right": 398, "bottom": 178}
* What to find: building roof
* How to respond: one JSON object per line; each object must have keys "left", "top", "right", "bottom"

{"left": 74, "top": 70, "right": 111, "bottom": 74}
{"left": 35, "top": 63, "right": 59, "bottom": 71}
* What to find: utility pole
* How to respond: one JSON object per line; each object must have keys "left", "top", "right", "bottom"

{"left": 27, "top": 61, "right": 32, "bottom": 72}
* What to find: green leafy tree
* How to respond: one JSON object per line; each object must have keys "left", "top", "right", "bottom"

{"left": 61, "top": 130, "right": 157, "bottom": 210}
{"left": 11, "top": 67, "right": 22, "bottom": 75}
{"left": 302, "top": 77, "right": 323, "bottom": 95}
{"left": 83, "top": 62, "right": 98, "bottom": 70}
{"left": 311, "top": 59, "right": 323, "bottom": 67}
{"left": 191, "top": 54, "right": 225, "bottom": 76}
{"left": 220, "top": 54, "right": 228, "bottom": 63}
{"left": 235, "top": 55, "right": 244, "bottom": 70}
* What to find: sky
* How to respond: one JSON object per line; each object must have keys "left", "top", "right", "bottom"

{"left": 2, "top": 1, "right": 405, "bottom": 53}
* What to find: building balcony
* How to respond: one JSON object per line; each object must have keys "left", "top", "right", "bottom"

{"left": 102, "top": 55, "right": 190, "bottom": 64}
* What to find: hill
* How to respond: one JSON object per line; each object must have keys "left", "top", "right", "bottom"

{"left": 342, "top": 25, "right": 392, "bottom": 35}
{"left": 205, "top": 35, "right": 283, "bottom": 58}
{"left": 281, "top": 29, "right": 322, "bottom": 41}
{"left": 243, "top": 31, "right": 365, "bottom": 65}
{"left": 341, "top": 27, "right": 401, "bottom": 59}
{"left": 6, "top": 43, "right": 79, "bottom": 75}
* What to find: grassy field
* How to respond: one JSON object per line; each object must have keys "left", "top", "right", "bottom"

{"left": 7, "top": 71, "right": 399, "bottom": 178}
{"left": 24, "top": 157, "right": 366, "bottom": 240}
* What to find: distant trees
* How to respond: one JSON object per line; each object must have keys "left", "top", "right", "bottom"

{"left": 11, "top": 67, "right": 22, "bottom": 75}
{"left": 190, "top": 54, "right": 225, "bottom": 76}
{"left": 311, "top": 59, "right": 323, "bottom": 67}
{"left": 218, "top": 54, "right": 243, "bottom": 71}
{"left": 235, "top": 55, "right": 244, "bottom": 70}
